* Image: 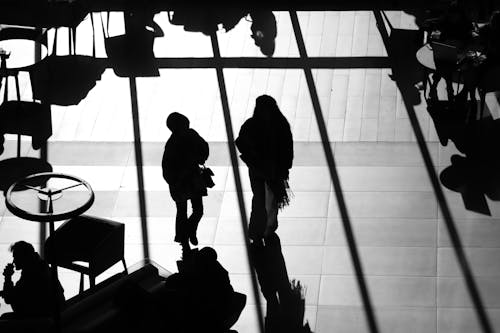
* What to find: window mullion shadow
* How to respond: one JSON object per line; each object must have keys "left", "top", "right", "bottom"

{"left": 372, "top": 9, "right": 493, "bottom": 333}
{"left": 289, "top": 10, "right": 380, "bottom": 333}
{"left": 129, "top": 77, "right": 150, "bottom": 260}
{"left": 209, "top": 32, "right": 265, "bottom": 333}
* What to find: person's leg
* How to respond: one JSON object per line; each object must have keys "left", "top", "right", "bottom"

{"left": 444, "top": 75, "right": 455, "bottom": 102}
{"left": 188, "top": 196, "right": 203, "bottom": 246}
{"left": 249, "top": 168, "right": 267, "bottom": 241}
{"left": 429, "top": 73, "right": 442, "bottom": 100}
{"left": 174, "top": 200, "right": 188, "bottom": 244}
{"left": 264, "top": 182, "right": 279, "bottom": 238}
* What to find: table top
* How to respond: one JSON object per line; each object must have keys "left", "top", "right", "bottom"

{"left": 0, "top": 39, "right": 47, "bottom": 70}
{"left": 416, "top": 43, "right": 436, "bottom": 71}
{"left": 416, "top": 40, "right": 484, "bottom": 72}
{"left": 5, "top": 172, "right": 94, "bottom": 223}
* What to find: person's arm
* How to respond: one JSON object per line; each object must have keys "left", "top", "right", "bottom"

{"left": 161, "top": 146, "right": 171, "bottom": 183}
{"left": 162, "top": 143, "right": 183, "bottom": 185}
{"left": 276, "top": 123, "right": 294, "bottom": 178}
{"left": 235, "top": 121, "right": 259, "bottom": 166}
{"left": 194, "top": 131, "right": 209, "bottom": 164}
{"left": 283, "top": 124, "right": 294, "bottom": 171}
{"left": 2, "top": 263, "right": 15, "bottom": 304}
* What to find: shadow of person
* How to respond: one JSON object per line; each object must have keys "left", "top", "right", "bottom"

{"left": 250, "top": 233, "right": 312, "bottom": 333}
{"left": 385, "top": 26, "right": 424, "bottom": 107}
{"left": 432, "top": 105, "right": 500, "bottom": 215}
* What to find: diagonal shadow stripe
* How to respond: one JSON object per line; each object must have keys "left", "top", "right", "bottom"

{"left": 129, "top": 77, "right": 150, "bottom": 260}
{"left": 289, "top": 10, "right": 380, "bottom": 333}
{"left": 372, "top": 10, "right": 493, "bottom": 333}
{"left": 210, "top": 32, "right": 265, "bottom": 333}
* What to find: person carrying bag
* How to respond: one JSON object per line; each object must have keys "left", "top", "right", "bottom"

{"left": 162, "top": 112, "right": 211, "bottom": 249}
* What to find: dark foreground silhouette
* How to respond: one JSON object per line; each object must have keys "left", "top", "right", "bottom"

{"left": 0, "top": 241, "right": 65, "bottom": 319}
{"left": 114, "top": 247, "right": 246, "bottom": 333}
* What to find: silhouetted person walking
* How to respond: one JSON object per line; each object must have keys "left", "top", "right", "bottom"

{"left": 162, "top": 112, "right": 209, "bottom": 248}
{"left": 236, "top": 95, "right": 293, "bottom": 241}
{"left": 0, "top": 241, "right": 65, "bottom": 319}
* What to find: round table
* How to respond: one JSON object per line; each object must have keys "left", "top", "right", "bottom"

{"left": 416, "top": 43, "right": 437, "bottom": 71}
{"left": 6, "top": 172, "right": 94, "bottom": 223}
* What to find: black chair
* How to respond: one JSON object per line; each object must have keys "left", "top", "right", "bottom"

{"left": 477, "top": 64, "right": 500, "bottom": 119}
{"left": 45, "top": 215, "right": 127, "bottom": 293}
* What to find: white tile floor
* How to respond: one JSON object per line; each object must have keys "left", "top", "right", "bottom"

{"left": 1, "top": 10, "right": 500, "bottom": 333}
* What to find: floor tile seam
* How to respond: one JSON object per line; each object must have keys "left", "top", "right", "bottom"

{"left": 227, "top": 272, "right": 321, "bottom": 276}
{"left": 43, "top": 165, "right": 441, "bottom": 172}
{"left": 7, "top": 139, "right": 443, "bottom": 144}
{"left": 434, "top": 186, "right": 439, "bottom": 333}
{"left": 320, "top": 273, "right": 439, "bottom": 278}
{"left": 114, "top": 241, "right": 429, "bottom": 247}
{"left": 220, "top": 189, "right": 438, "bottom": 193}
{"left": 436, "top": 246, "right": 500, "bottom": 249}
{"left": 316, "top": 304, "right": 436, "bottom": 309}
{"left": 75, "top": 189, "right": 443, "bottom": 193}
{"left": 318, "top": 10, "right": 338, "bottom": 57}
{"left": 321, "top": 245, "right": 439, "bottom": 249}
{"left": 51, "top": 214, "right": 442, "bottom": 219}
{"left": 320, "top": 274, "right": 500, "bottom": 281}
{"left": 214, "top": 243, "right": 438, "bottom": 247}
{"left": 315, "top": 304, "right": 500, "bottom": 310}
{"left": 434, "top": 306, "right": 500, "bottom": 309}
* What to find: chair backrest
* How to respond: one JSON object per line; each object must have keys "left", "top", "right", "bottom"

{"left": 432, "top": 41, "right": 458, "bottom": 63}
{"left": 44, "top": 215, "right": 125, "bottom": 276}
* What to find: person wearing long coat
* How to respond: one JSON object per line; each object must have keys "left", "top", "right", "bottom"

{"left": 235, "top": 95, "right": 293, "bottom": 242}
{"left": 162, "top": 112, "right": 209, "bottom": 247}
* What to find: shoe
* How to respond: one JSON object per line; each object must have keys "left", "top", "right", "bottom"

{"left": 189, "top": 220, "right": 199, "bottom": 246}
{"left": 189, "top": 232, "right": 198, "bottom": 246}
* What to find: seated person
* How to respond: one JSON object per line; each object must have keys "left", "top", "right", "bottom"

{"left": 456, "top": 11, "right": 500, "bottom": 101}
{"left": 162, "top": 247, "right": 243, "bottom": 332}
{"left": 424, "top": 0, "right": 474, "bottom": 42}
{"left": 425, "top": 1, "right": 474, "bottom": 101}
{"left": 0, "top": 241, "right": 65, "bottom": 319}
{"left": 479, "top": 11, "right": 500, "bottom": 65}
{"left": 112, "top": 248, "right": 245, "bottom": 333}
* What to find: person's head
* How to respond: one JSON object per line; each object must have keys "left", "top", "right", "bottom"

{"left": 10, "top": 241, "right": 37, "bottom": 271}
{"left": 166, "top": 112, "right": 190, "bottom": 133}
{"left": 199, "top": 247, "right": 217, "bottom": 263}
{"left": 250, "top": 11, "right": 277, "bottom": 57}
{"left": 251, "top": 27, "right": 276, "bottom": 56}
{"left": 255, "top": 39, "right": 276, "bottom": 57}
{"left": 253, "top": 94, "right": 281, "bottom": 122}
